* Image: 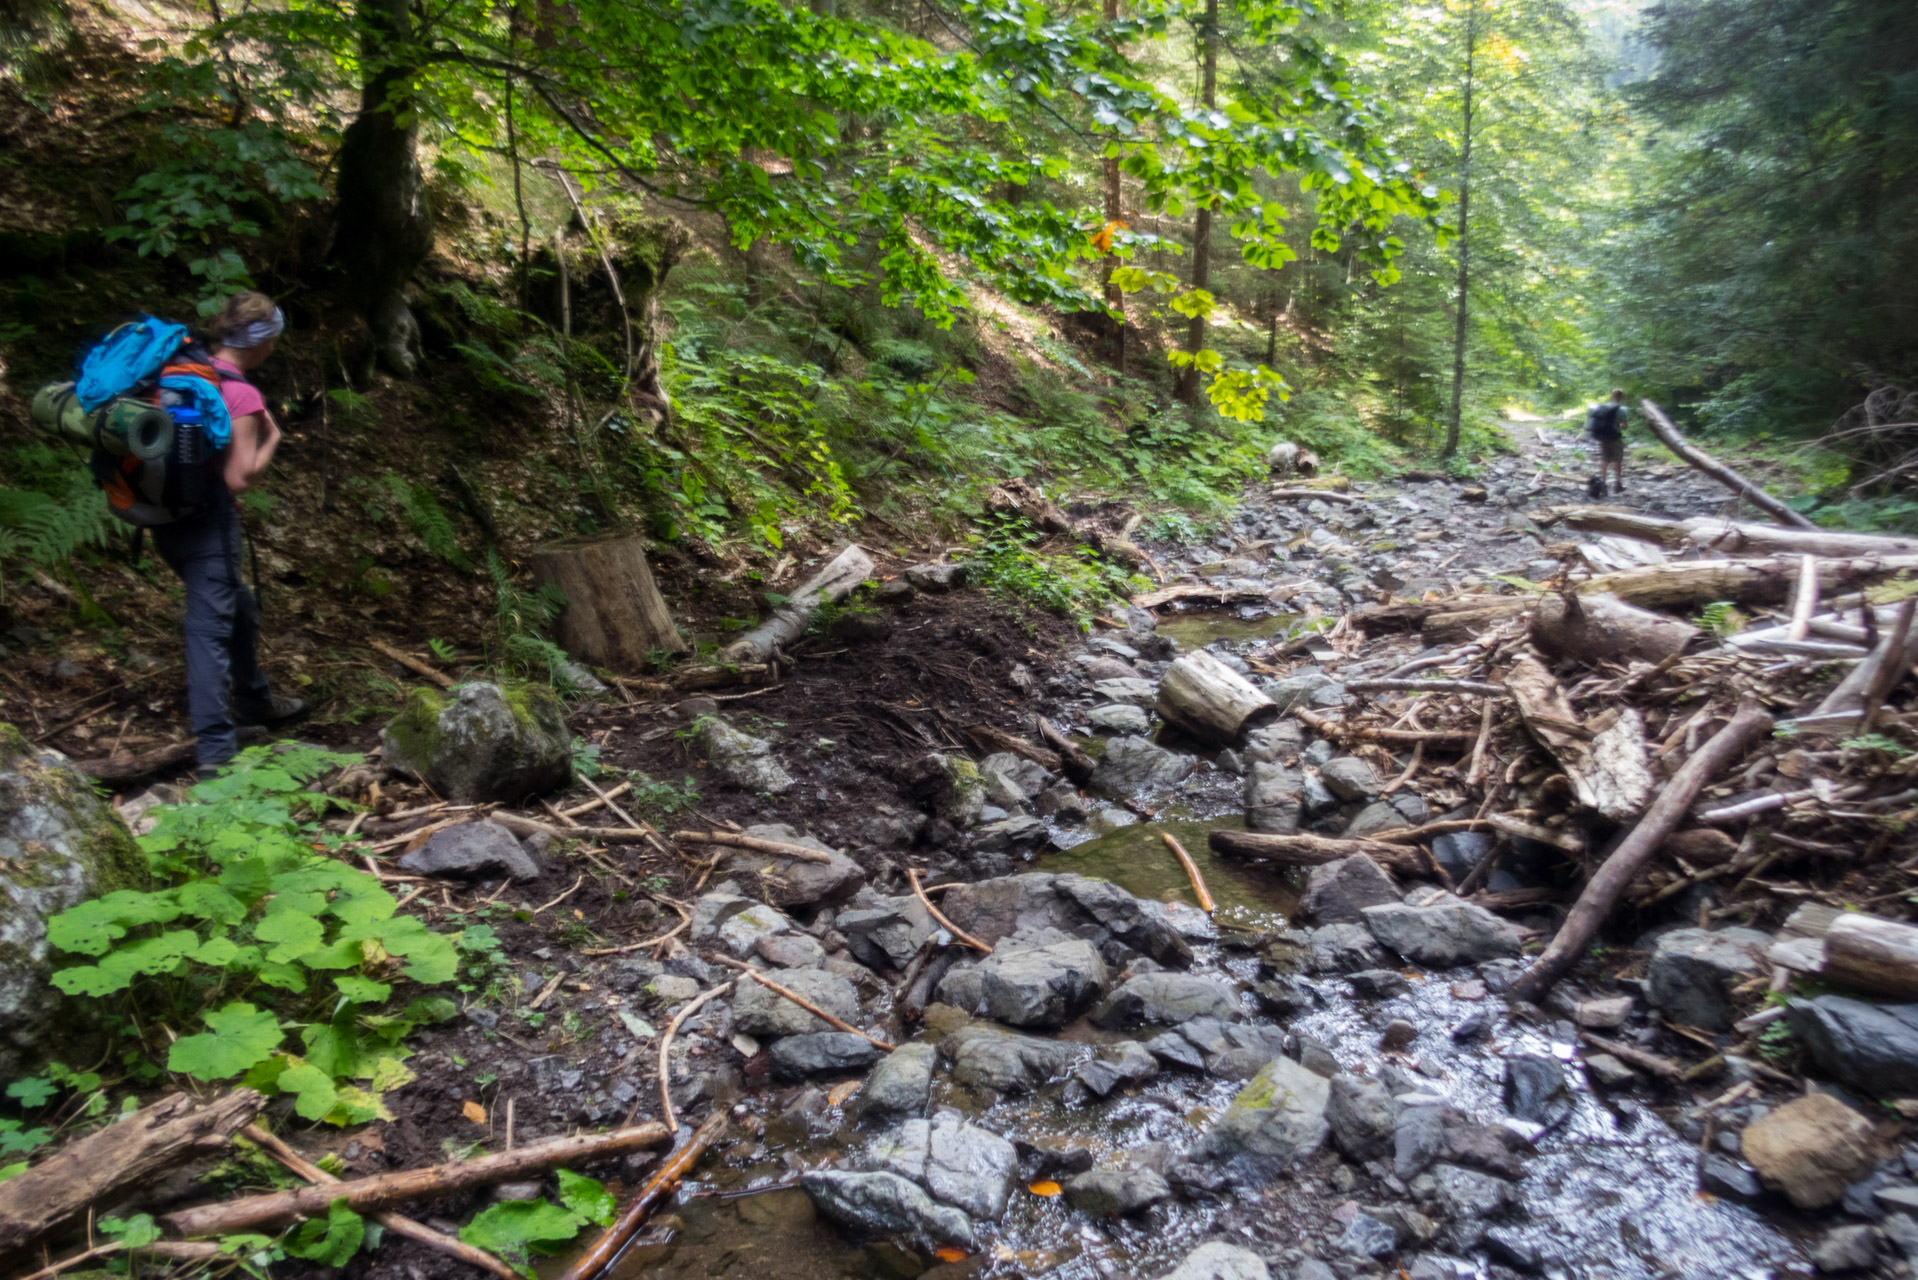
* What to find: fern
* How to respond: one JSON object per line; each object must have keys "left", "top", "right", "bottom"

{"left": 21, "top": 478, "right": 113, "bottom": 565}
{"left": 381, "top": 474, "right": 471, "bottom": 571}
{"left": 485, "top": 550, "right": 572, "bottom": 689}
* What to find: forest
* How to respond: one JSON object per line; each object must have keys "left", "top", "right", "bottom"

{"left": 1, "top": 0, "right": 1917, "bottom": 1278}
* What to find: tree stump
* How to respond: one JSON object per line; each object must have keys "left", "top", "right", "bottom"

{"left": 528, "top": 534, "right": 687, "bottom": 671}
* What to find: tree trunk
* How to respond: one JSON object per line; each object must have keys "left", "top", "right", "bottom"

{"left": 1637, "top": 401, "right": 1819, "bottom": 529}
{"left": 1530, "top": 591, "right": 1701, "bottom": 666}
{"left": 1102, "top": 0, "right": 1126, "bottom": 373}
{"left": 1442, "top": 0, "right": 1478, "bottom": 459}
{"left": 1156, "top": 649, "right": 1278, "bottom": 744}
{"left": 714, "top": 544, "right": 873, "bottom": 664}
{"left": 1541, "top": 506, "right": 1918, "bottom": 557}
{"left": 332, "top": 0, "right": 434, "bottom": 376}
{"left": 1823, "top": 913, "right": 1918, "bottom": 1000}
{"left": 528, "top": 534, "right": 688, "bottom": 671}
{"left": 1179, "top": 0, "right": 1217, "bottom": 407}
{"left": 0, "top": 1091, "right": 265, "bottom": 1260}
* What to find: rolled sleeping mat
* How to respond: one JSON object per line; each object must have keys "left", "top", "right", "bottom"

{"left": 31, "top": 382, "right": 174, "bottom": 460}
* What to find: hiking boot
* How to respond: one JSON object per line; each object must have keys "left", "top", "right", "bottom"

{"left": 234, "top": 693, "right": 311, "bottom": 728}
{"left": 1610, "top": 481, "right": 1626, "bottom": 495}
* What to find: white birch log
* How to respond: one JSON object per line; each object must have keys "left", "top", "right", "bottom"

{"left": 715, "top": 544, "right": 875, "bottom": 665}
{"left": 1155, "top": 649, "right": 1279, "bottom": 744}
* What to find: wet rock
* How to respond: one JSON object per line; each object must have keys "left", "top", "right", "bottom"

{"left": 1483, "top": 1226, "right": 1545, "bottom": 1274}
{"left": 1338, "top": 1212, "right": 1399, "bottom": 1259}
{"left": 1064, "top": 1166, "right": 1172, "bottom": 1216}
{"left": 1300, "top": 855, "right": 1399, "bottom": 925}
{"left": 1582, "top": 1053, "right": 1637, "bottom": 1089}
{"left": 1443, "top": 1125, "right": 1527, "bottom": 1180}
{"left": 904, "top": 753, "right": 986, "bottom": 826}
{"left": 801, "top": 1169, "right": 975, "bottom": 1251}
{"left": 1091, "top": 677, "right": 1160, "bottom": 709}
{"left": 869, "top": 1110, "right": 1019, "bottom": 1220}
{"left": 771, "top": 1032, "right": 886, "bottom": 1080}
{"left": 1813, "top": 1224, "right": 1881, "bottom": 1272}
{"left": 1146, "top": 1029, "right": 1208, "bottom": 1072}
{"left": 1034, "top": 784, "right": 1088, "bottom": 822}
{"left": 1289, "top": 1262, "right": 1336, "bottom": 1280}
{"left": 938, "top": 872, "right": 1192, "bottom": 969}
{"left": 972, "top": 815, "right": 1052, "bottom": 854}
{"left": 1093, "top": 735, "right": 1196, "bottom": 797}
{"left": 1741, "top": 1093, "right": 1879, "bottom": 1209}
{"left": 1786, "top": 996, "right": 1918, "bottom": 1097}
{"left": 904, "top": 562, "right": 967, "bottom": 592}
{"left": 1179, "top": 1055, "right": 1331, "bottom": 1186}
{"left": 1646, "top": 927, "right": 1770, "bottom": 1032}
{"left": 1306, "top": 923, "right": 1390, "bottom": 974}
{"left": 1266, "top": 672, "right": 1337, "bottom": 714}
{"left": 756, "top": 932, "right": 827, "bottom": 969}
{"left": 1380, "top": 1019, "right": 1420, "bottom": 1051}
{"left": 1430, "top": 831, "right": 1490, "bottom": 882}
{"left": 1427, "top": 1162, "right": 1517, "bottom": 1222}
{"left": 1088, "top": 808, "right": 1139, "bottom": 835}
{"left": 1362, "top": 894, "right": 1525, "bottom": 967}
{"left": 860, "top": 1043, "right": 936, "bottom": 1121}
{"left": 723, "top": 823, "right": 867, "bottom": 908}
{"left": 1345, "top": 801, "right": 1408, "bottom": 837}
{"left": 399, "top": 821, "right": 542, "bottom": 882}
{"left": 933, "top": 963, "right": 984, "bottom": 1014}
{"left": 1243, "top": 720, "right": 1304, "bottom": 764}
{"left": 1504, "top": 1054, "right": 1570, "bottom": 1126}
{"left": 836, "top": 897, "right": 935, "bottom": 970}
{"left": 1348, "top": 969, "right": 1412, "bottom": 999}
{"left": 1698, "top": 1153, "right": 1765, "bottom": 1202}
{"left": 1074, "top": 1040, "right": 1160, "bottom": 1097}
{"left": 1395, "top": 1094, "right": 1448, "bottom": 1180}
{"left": 1244, "top": 762, "right": 1303, "bottom": 833}
{"left": 860, "top": 809, "right": 925, "bottom": 849}
{"left": 1568, "top": 995, "right": 1633, "bottom": 1029}
{"left": 715, "top": 901, "right": 796, "bottom": 957}
{"left": 1089, "top": 704, "right": 1152, "bottom": 735}
{"left": 1085, "top": 656, "right": 1141, "bottom": 684}
{"left": 732, "top": 967, "right": 861, "bottom": 1037}
{"left": 977, "top": 937, "right": 1108, "bottom": 1028}
{"left": 943, "top": 1024, "right": 1087, "bottom": 1093}
{"left": 1450, "top": 1010, "right": 1493, "bottom": 1043}
{"left": 1320, "top": 757, "right": 1382, "bottom": 801}
{"left": 1300, "top": 773, "right": 1339, "bottom": 819}
{"left": 979, "top": 752, "right": 1049, "bottom": 801}
{"left": 1093, "top": 973, "right": 1239, "bottom": 1028}
{"left": 1327, "top": 1073, "right": 1399, "bottom": 1161}
{"left": 380, "top": 681, "right": 571, "bottom": 803}
{"left": 1155, "top": 1243, "right": 1271, "bottom": 1280}
{"left": 1253, "top": 975, "right": 1314, "bottom": 1017}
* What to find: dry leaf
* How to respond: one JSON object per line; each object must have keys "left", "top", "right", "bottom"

{"left": 1027, "top": 1180, "right": 1062, "bottom": 1197}
{"left": 462, "top": 1100, "right": 487, "bottom": 1124}
{"left": 827, "top": 1080, "right": 862, "bottom": 1108}
{"left": 934, "top": 1247, "right": 968, "bottom": 1263}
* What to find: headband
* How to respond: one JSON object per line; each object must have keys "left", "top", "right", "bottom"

{"left": 220, "top": 307, "right": 285, "bottom": 350}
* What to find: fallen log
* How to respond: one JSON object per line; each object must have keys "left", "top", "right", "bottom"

{"left": 1530, "top": 592, "right": 1700, "bottom": 667}
{"left": 1792, "top": 598, "right": 1918, "bottom": 733}
{"left": 165, "top": 1122, "right": 672, "bottom": 1238}
{"left": 1579, "top": 554, "right": 1918, "bottom": 611}
{"left": 74, "top": 726, "right": 265, "bottom": 781}
{"left": 1423, "top": 601, "right": 1534, "bottom": 645}
{"left": 1156, "top": 649, "right": 1278, "bottom": 745}
{"left": 1207, "top": 829, "right": 1428, "bottom": 877}
{"left": 557, "top": 1112, "right": 728, "bottom": 1280}
{"left": 1823, "top": 912, "right": 1918, "bottom": 1000}
{"left": 1506, "top": 655, "right": 1653, "bottom": 822}
{"left": 1537, "top": 506, "right": 1918, "bottom": 558}
{"left": 0, "top": 1090, "right": 265, "bottom": 1259}
{"left": 715, "top": 544, "right": 874, "bottom": 665}
{"left": 1344, "top": 678, "right": 1509, "bottom": 697}
{"left": 1268, "top": 487, "right": 1358, "bottom": 504}
{"left": 1512, "top": 696, "right": 1773, "bottom": 1004}
{"left": 1292, "top": 705, "right": 1476, "bottom": 747}
{"left": 670, "top": 829, "right": 835, "bottom": 865}
{"left": 1132, "top": 583, "right": 1284, "bottom": 609}
{"left": 1353, "top": 597, "right": 1507, "bottom": 631}
{"left": 1639, "top": 400, "right": 1818, "bottom": 529}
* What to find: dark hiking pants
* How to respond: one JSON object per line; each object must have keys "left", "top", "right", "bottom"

{"left": 153, "top": 500, "right": 270, "bottom": 768}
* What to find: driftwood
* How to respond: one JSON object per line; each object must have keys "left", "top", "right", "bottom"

{"left": 165, "top": 1123, "right": 672, "bottom": 1238}
{"left": 1036, "top": 716, "right": 1096, "bottom": 786}
{"left": 1156, "top": 649, "right": 1278, "bottom": 745}
{"left": 1162, "top": 832, "right": 1216, "bottom": 913}
{"left": 945, "top": 720, "right": 1061, "bottom": 774}
{"left": 557, "top": 1112, "right": 728, "bottom": 1280}
{"left": 1513, "top": 697, "right": 1773, "bottom": 1003}
{"left": 1823, "top": 913, "right": 1918, "bottom": 1000}
{"left": 1132, "top": 583, "right": 1282, "bottom": 609}
{"left": 1794, "top": 598, "right": 1918, "bottom": 733}
{"left": 1506, "top": 655, "right": 1653, "bottom": 822}
{"left": 1538, "top": 505, "right": 1918, "bottom": 558}
{"left": 715, "top": 545, "right": 874, "bottom": 665}
{"left": 74, "top": 726, "right": 265, "bottom": 781}
{"left": 657, "top": 983, "right": 732, "bottom": 1133}
{"left": 1579, "top": 1032, "right": 1685, "bottom": 1081}
{"left": 1346, "top": 678, "right": 1509, "bottom": 697}
{"left": 985, "top": 479, "right": 1150, "bottom": 572}
{"left": 907, "top": 867, "right": 990, "bottom": 952}
{"left": 1292, "top": 705, "right": 1476, "bottom": 747}
{"left": 1860, "top": 598, "right": 1917, "bottom": 733}
{"left": 530, "top": 534, "right": 690, "bottom": 668}
{"left": 0, "top": 1090, "right": 266, "bottom": 1258}
{"left": 1639, "top": 402, "right": 1819, "bottom": 529}
{"left": 1530, "top": 592, "right": 1700, "bottom": 667}
{"left": 1268, "top": 487, "right": 1355, "bottom": 504}
{"left": 670, "top": 829, "right": 835, "bottom": 865}
{"left": 1788, "top": 554, "right": 1820, "bottom": 641}
{"left": 1207, "top": 829, "right": 1427, "bottom": 877}
{"left": 488, "top": 813, "right": 660, "bottom": 844}
{"left": 370, "top": 640, "right": 458, "bottom": 689}
{"left": 243, "top": 1125, "right": 519, "bottom": 1280}
{"left": 1423, "top": 601, "right": 1534, "bottom": 645}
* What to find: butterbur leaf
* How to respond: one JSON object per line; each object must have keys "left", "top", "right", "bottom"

{"left": 334, "top": 975, "right": 392, "bottom": 1004}
{"left": 255, "top": 961, "right": 309, "bottom": 992}
{"left": 176, "top": 881, "right": 247, "bottom": 926}
{"left": 287, "top": 1198, "right": 364, "bottom": 1266}
{"left": 194, "top": 935, "right": 241, "bottom": 967}
{"left": 557, "top": 1170, "right": 616, "bottom": 1227}
{"left": 98, "top": 1214, "right": 161, "bottom": 1248}
{"left": 277, "top": 1064, "right": 340, "bottom": 1121}
{"left": 5, "top": 1078, "right": 55, "bottom": 1108}
{"left": 255, "top": 912, "right": 324, "bottom": 963}
{"left": 326, "top": 1085, "right": 390, "bottom": 1126}
{"left": 167, "top": 1003, "right": 283, "bottom": 1080}
{"left": 460, "top": 1201, "right": 585, "bottom": 1277}
{"left": 241, "top": 1054, "right": 293, "bottom": 1094}
{"left": 365, "top": 1056, "right": 415, "bottom": 1094}
{"left": 46, "top": 890, "right": 181, "bottom": 956}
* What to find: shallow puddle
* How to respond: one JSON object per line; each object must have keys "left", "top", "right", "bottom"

{"left": 1154, "top": 611, "right": 1293, "bottom": 652}
{"left": 1036, "top": 817, "right": 1298, "bottom": 931}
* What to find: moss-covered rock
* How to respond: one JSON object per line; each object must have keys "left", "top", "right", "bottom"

{"left": 0, "top": 723, "right": 147, "bottom": 1075}
{"left": 691, "top": 715, "right": 795, "bottom": 795}
{"left": 380, "top": 682, "right": 571, "bottom": 802}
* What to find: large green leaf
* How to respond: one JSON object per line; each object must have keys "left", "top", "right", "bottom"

{"left": 557, "top": 1170, "right": 617, "bottom": 1227}
{"left": 287, "top": 1198, "right": 364, "bottom": 1266}
{"left": 254, "top": 911, "right": 324, "bottom": 964}
{"left": 459, "top": 1200, "right": 585, "bottom": 1277}
{"left": 167, "top": 1003, "right": 283, "bottom": 1080}
{"left": 276, "top": 1063, "right": 339, "bottom": 1122}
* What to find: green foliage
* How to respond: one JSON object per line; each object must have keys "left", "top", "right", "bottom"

{"left": 966, "top": 512, "right": 1144, "bottom": 622}
{"left": 378, "top": 473, "right": 472, "bottom": 571}
{"left": 1841, "top": 733, "right": 1911, "bottom": 759}
{"left": 485, "top": 550, "right": 574, "bottom": 690}
{"left": 459, "top": 1176, "right": 610, "bottom": 1278}
{"left": 1694, "top": 602, "right": 1747, "bottom": 638}
{"left": 10, "top": 473, "right": 114, "bottom": 565}
{"left": 286, "top": 1199, "right": 366, "bottom": 1266}
{"left": 1757, "top": 1018, "right": 1794, "bottom": 1063}
{"left": 44, "top": 745, "right": 461, "bottom": 1122}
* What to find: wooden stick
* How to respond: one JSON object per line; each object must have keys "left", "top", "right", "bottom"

{"left": 1347, "top": 678, "right": 1509, "bottom": 697}
{"left": 1267, "top": 487, "right": 1360, "bottom": 504}
{"left": 1697, "top": 788, "right": 1815, "bottom": 824}
{"left": 669, "top": 829, "right": 835, "bottom": 865}
{"left": 1638, "top": 401, "right": 1818, "bottom": 529}
{"left": 1036, "top": 716, "right": 1096, "bottom": 786}
{"left": 1293, "top": 705, "right": 1475, "bottom": 746}
{"left": 1860, "top": 597, "right": 1916, "bottom": 734}
{"left": 489, "top": 812, "right": 659, "bottom": 843}
{"left": 533, "top": 873, "right": 586, "bottom": 915}
{"left": 242, "top": 1125, "right": 520, "bottom": 1280}
{"left": 164, "top": 1123, "right": 672, "bottom": 1238}
{"left": 1787, "top": 555, "right": 1819, "bottom": 642}
{"left": 1513, "top": 697, "right": 1774, "bottom": 1004}
{"left": 1362, "top": 817, "right": 1496, "bottom": 844}
{"left": 657, "top": 982, "right": 733, "bottom": 1134}
{"left": 906, "top": 867, "right": 990, "bottom": 952}
{"left": 1162, "top": 832, "right": 1216, "bottom": 914}
{"left": 1578, "top": 1031, "right": 1684, "bottom": 1081}
{"left": 580, "top": 773, "right": 646, "bottom": 832}
{"left": 1381, "top": 741, "right": 1424, "bottom": 795}
{"left": 1466, "top": 697, "right": 1496, "bottom": 786}
{"left": 0, "top": 1090, "right": 265, "bottom": 1259}
{"left": 12, "top": 1241, "right": 222, "bottom": 1280}
{"left": 710, "top": 957, "right": 896, "bottom": 1051}
{"left": 561, "top": 780, "right": 633, "bottom": 819}
{"left": 370, "top": 640, "right": 457, "bottom": 690}
{"left": 557, "top": 1112, "right": 727, "bottom": 1280}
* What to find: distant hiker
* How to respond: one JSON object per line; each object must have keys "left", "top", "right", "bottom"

{"left": 153, "top": 291, "right": 308, "bottom": 773}
{"left": 1586, "top": 388, "right": 1628, "bottom": 496}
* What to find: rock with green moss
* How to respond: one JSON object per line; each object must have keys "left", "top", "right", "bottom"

{"left": 904, "top": 753, "right": 985, "bottom": 826}
{"left": 1175, "top": 1054, "right": 1330, "bottom": 1190}
{"left": 691, "top": 715, "right": 795, "bottom": 795}
{"left": 380, "top": 682, "right": 571, "bottom": 802}
{"left": 0, "top": 723, "right": 147, "bottom": 1075}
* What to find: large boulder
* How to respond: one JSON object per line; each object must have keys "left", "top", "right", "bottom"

{"left": 1243, "top": 762, "right": 1303, "bottom": 834}
{"left": 1362, "top": 894, "right": 1524, "bottom": 967}
{"left": 771, "top": 1032, "right": 885, "bottom": 1080}
{"left": 1093, "top": 973, "right": 1239, "bottom": 1029}
{"left": 1093, "top": 736, "right": 1196, "bottom": 798}
{"left": 1646, "top": 927, "right": 1770, "bottom": 1032}
{"left": 718, "top": 824, "right": 864, "bottom": 908}
{"left": 1179, "top": 1055, "right": 1330, "bottom": 1187}
{"left": 692, "top": 715, "right": 795, "bottom": 794}
{"left": 835, "top": 897, "right": 935, "bottom": 971}
{"left": 0, "top": 726, "right": 147, "bottom": 1075}
{"left": 1064, "top": 1166, "right": 1171, "bottom": 1216}
{"left": 732, "top": 968, "right": 861, "bottom": 1037}
{"left": 801, "top": 1170, "right": 975, "bottom": 1251}
{"left": 381, "top": 682, "right": 570, "bottom": 802}
{"left": 937, "top": 872, "right": 1191, "bottom": 969}
{"left": 1300, "top": 855, "right": 1399, "bottom": 925}
{"left": 1305, "top": 923, "right": 1390, "bottom": 974}
{"left": 1326, "top": 1073, "right": 1399, "bottom": 1162}
{"left": 976, "top": 936, "right": 1108, "bottom": 1028}
{"left": 942, "top": 1023, "right": 1087, "bottom": 1094}
{"left": 860, "top": 1043, "right": 936, "bottom": 1120}
{"left": 1741, "top": 1093, "right": 1879, "bottom": 1210}
{"left": 1073, "top": 1040, "right": 1160, "bottom": 1097}
{"left": 1786, "top": 996, "right": 1918, "bottom": 1097}
{"left": 397, "top": 820, "right": 541, "bottom": 882}
{"left": 868, "top": 1110, "right": 1018, "bottom": 1219}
